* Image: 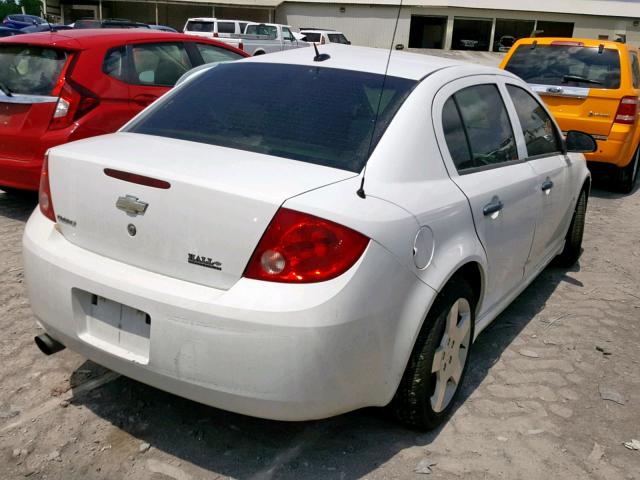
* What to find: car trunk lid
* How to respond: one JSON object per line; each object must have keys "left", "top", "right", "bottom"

{"left": 48, "top": 133, "right": 357, "bottom": 290}
{"left": 530, "top": 84, "right": 622, "bottom": 137}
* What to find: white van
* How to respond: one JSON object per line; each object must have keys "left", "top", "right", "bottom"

{"left": 183, "top": 18, "right": 248, "bottom": 49}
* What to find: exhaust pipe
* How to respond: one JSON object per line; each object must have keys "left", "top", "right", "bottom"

{"left": 34, "top": 333, "right": 65, "bottom": 355}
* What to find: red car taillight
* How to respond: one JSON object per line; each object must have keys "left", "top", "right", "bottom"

{"left": 49, "top": 80, "right": 99, "bottom": 131}
{"left": 615, "top": 96, "right": 639, "bottom": 125}
{"left": 243, "top": 208, "right": 369, "bottom": 283}
{"left": 39, "top": 154, "right": 56, "bottom": 223}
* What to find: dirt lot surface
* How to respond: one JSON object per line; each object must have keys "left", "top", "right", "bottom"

{"left": 1, "top": 179, "right": 639, "bottom": 480}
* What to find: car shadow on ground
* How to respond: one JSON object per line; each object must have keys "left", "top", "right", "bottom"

{"left": 68, "top": 261, "right": 582, "bottom": 479}
{"left": 0, "top": 190, "right": 38, "bottom": 222}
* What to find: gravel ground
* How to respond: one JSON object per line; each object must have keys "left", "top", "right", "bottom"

{"left": 0, "top": 177, "right": 639, "bottom": 480}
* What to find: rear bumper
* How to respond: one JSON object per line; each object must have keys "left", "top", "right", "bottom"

{"left": 0, "top": 158, "right": 41, "bottom": 191}
{"left": 23, "top": 209, "right": 434, "bottom": 420}
{"left": 566, "top": 124, "right": 638, "bottom": 168}
{"left": 0, "top": 129, "right": 72, "bottom": 191}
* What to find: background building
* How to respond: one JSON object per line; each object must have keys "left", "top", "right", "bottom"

{"left": 43, "top": 0, "right": 640, "bottom": 50}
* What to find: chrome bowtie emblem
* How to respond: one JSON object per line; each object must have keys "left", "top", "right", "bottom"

{"left": 116, "top": 195, "right": 148, "bottom": 216}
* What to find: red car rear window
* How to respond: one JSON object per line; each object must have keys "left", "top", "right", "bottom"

{"left": 0, "top": 45, "right": 69, "bottom": 95}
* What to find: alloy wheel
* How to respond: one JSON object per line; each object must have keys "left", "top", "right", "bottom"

{"left": 430, "top": 298, "right": 472, "bottom": 413}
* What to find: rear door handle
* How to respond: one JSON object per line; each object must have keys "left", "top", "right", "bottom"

{"left": 483, "top": 197, "right": 504, "bottom": 216}
{"left": 541, "top": 178, "right": 554, "bottom": 192}
{"left": 132, "top": 94, "right": 158, "bottom": 107}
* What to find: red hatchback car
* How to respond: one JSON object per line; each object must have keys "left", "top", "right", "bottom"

{"left": 0, "top": 29, "right": 247, "bottom": 191}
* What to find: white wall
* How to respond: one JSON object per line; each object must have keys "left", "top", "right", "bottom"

{"left": 276, "top": 3, "right": 411, "bottom": 48}
{"left": 277, "top": 2, "right": 639, "bottom": 49}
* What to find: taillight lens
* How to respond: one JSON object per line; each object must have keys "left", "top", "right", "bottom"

{"left": 238, "top": 42, "right": 244, "bottom": 51}
{"left": 244, "top": 208, "right": 369, "bottom": 283}
{"left": 615, "top": 96, "right": 639, "bottom": 125}
{"left": 49, "top": 80, "right": 99, "bottom": 130}
{"left": 39, "top": 154, "right": 56, "bottom": 222}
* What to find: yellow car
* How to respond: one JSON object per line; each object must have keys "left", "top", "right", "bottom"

{"left": 501, "top": 38, "right": 640, "bottom": 192}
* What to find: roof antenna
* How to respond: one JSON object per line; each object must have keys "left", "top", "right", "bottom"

{"left": 313, "top": 42, "right": 330, "bottom": 62}
{"left": 357, "top": 0, "right": 403, "bottom": 199}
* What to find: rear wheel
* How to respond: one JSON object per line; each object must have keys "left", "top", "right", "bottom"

{"left": 392, "top": 278, "right": 475, "bottom": 429}
{"left": 614, "top": 147, "right": 639, "bottom": 194}
{"left": 556, "top": 189, "right": 587, "bottom": 267}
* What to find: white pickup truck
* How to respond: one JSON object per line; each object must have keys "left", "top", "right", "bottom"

{"left": 237, "top": 23, "right": 309, "bottom": 56}
{"left": 184, "top": 19, "right": 309, "bottom": 56}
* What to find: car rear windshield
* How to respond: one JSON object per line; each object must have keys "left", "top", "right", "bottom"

{"left": 127, "top": 63, "right": 416, "bottom": 172}
{"left": 302, "top": 32, "right": 320, "bottom": 42}
{"left": 0, "top": 45, "right": 68, "bottom": 95}
{"left": 504, "top": 44, "right": 621, "bottom": 89}
{"left": 186, "top": 21, "right": 214, "bottom": 32}
{"left": 328, "top": 34, "right": 349, "bottom": 44}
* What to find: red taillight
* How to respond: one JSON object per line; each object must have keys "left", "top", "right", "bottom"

{"left": 243, "top": 208, "right": 369, "bottom": 283}
{"left": 238, "top": 41, "right": 244, "bottom": 51}
{"left": 39, "top": 154, "right": 56, "bottom": 223}
{"left": 213, "top": 32, "right": 219, "bottom": 37}
{"left": 615, "top": 96, "right": 639, "bottom": 125}
{"left": 49, "top": 80, "right": 99, "bottom": 131}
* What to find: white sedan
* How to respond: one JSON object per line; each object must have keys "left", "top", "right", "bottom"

{"left": 23, "top": 45, "right": 595, "bottom": 429}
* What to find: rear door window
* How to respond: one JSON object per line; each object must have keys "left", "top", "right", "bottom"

{"left": 442, "top": 97, "right": 474, "bottom": 171}
{"left": 195, "top": 43, "right": 245, "bottom": 63}
{"left": 217, "top": 22, "right": 235, "bottom": 34}
{"left": 504, "top": 44, "right": 621, "bottom": 89}
{"left": 103, "top": 46, "right": 127, "bottom": 81}
{"left": 186, "top": 21, "right": 213, "bottom": 33}
{"left": 448, "top": 84, "right": 518, "bottom": 170}
{"left": 131, "top": 43, "right": 192, "bottom": 86}
{"left": 0, "top": 45, "right": 69, "bottom": 95}
{"left": 127, "top": 63, "right": 415, "bottom": 172}
{"left": 507, "top": 85, "right": 563, "bottom": 157}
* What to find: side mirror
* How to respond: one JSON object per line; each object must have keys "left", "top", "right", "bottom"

{"left": 565, "top": 130, "right": 598, "bottom": 153}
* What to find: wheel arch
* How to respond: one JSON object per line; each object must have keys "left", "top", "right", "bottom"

{"left": 252, "top": 50, "right": 266, "bottom": 56}
{"left": 386, "top": 258, "right": 486, "bottom": 408}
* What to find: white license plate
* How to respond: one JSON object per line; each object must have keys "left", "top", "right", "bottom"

{"left": 79, "top": 294, "right": 151, "bottom": 364}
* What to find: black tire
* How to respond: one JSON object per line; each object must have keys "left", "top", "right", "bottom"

{"left": 614, "top": 147, "right": 639, "bottom": 194}
{"left": 555, "top": 189, "right": 587, "bottom": 267}
{"left": 392, "top": 278, "right": 475, "bottom": 430}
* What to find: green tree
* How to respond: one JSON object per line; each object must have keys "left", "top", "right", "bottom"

{"left": 0, "top": 0, "right": 42, "bottom": 19}
{"left": 21, "top": 0, "right": 42, "bottom": 16}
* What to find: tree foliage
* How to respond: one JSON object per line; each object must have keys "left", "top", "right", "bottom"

{"left": 0, "top": 0, "right": 43, "bottom": 20}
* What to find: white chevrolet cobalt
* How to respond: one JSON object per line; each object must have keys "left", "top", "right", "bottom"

{"left": 23, "top": 45, "right": 595, "bottom": 428}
